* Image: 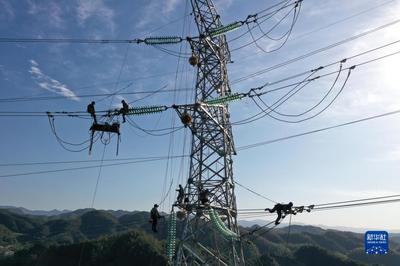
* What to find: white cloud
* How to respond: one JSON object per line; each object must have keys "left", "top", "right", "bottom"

{"left": 135, "top": 1, "right": 160, "bottom": 30}
{"left": 164, "top": 0, "right": 179, "bottom": 15}
{"left": 76, "top": 0, "right": 115, "bottom": 31}
{"left": 29, "top": 59, "right": 38, "bottom": 67}
{"left": 334, "top": 20, "right": 400, "bottom": 116}
{"left": 214, "top": 0, "right": 233, "bottom": 11}
{"left": 27, "top": 0, "right": 64, "bottom": 28}
{"left": 0, "top": 0, "right": 14, "bottom": 18}
{"left": 368, "top": 148, "right": 400, "bottom": 163}
{"left": 382, "top": 149, "right": 400, "bottom": 162}
{"left": 279, "top": 3, "right": 400, "bottom": 122}
{"left": 136, "top": 0, "right": 182, "bottom": 30}
{"left": 28, "top": 60, "right": 79, "bottom": 101}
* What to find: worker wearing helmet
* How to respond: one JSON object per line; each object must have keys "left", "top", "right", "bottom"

{"left": 265, "top": 202, "right": 293, "bottom": 225}
{"left": 150, "top": 204, "right": 162, "bottom": 233}
{"left": 199, "top": 189, "right": 210, "bottom": 205}
{"left": 120, "top": 100, "right": 129, "bottom": 123}
{"left": 176, "top": 184, "right": 184, "bottom": 206}
{"left": 87, "top": 101, "right": 97, "bottom": 123}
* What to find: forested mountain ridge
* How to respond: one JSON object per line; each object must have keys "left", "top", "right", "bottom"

{"left": 0, "top": 208, "right": 399, "bottom": 265}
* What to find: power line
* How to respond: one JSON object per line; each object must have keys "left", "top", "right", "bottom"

{"left": 231, "top": 1, "right": 301, "bottom": 52}
{"left": 250, "top": 38, "right": 400, "bottom": 93}
{"left": 235, "top": 0, "right": 397, "bottom": 63}
{"left": 1, "top": 42, "right": 399, "bottom": 119}
{"left": 313, "top": 198, "right": 400, "bottom": 211}
{"left": 81, "top": 42, "right": 162, "bottom": 262}
{"left": 234, "top": 181, "right": 277, "bottom": 204}
{"left": 232, "top": 18, "right": 400, "bottom": 84}
{"left": 227, "top": 0, "right": 296, "bottom": 44}
{"left": 240, "top": 196, "right": 400, "bottom": 239}
{"left": 0, "top": 14, "right": 192, "bottom": 45}
{"left": 0, "top": 38, "right": 143, "bottom": 44}
{"left": 237, "top": 109, "right": 400, "bottom": 151}
{"left": 0, "top": 87, "right": 193, "bottom": 103}
{"left": 159, "top": 1, "right": 191, "bottom": 211}
{"left": 1, "top": 47, "right": 399, "bottom": 120}
{"left": 47, "top": 114, "right": 95, "bottom": 152}
{"left": 126, "top": 117, "right": 184, "bottom": 136}
{"left": 292, "top": 0, "right": 397, "bottom": 41}
{"left": 252, "top": 66, "right": 353, "bottom": 124}
{"left": 0, "top": 70, "right": 191, "bottom": 104}
{"left": 242, "top": 220, "right": 276, "bottom": 236}
{"left": 128, "top": 85, "right": 168, "bottom": 104}
{"left": 238, "top": 194, "right": 400, "bottom": 212}
{"left": 232, "top": 49, "right": 400, "bottom": 125}
{"left": 0, "top": 155, "right": 187, "bottom": 167}
{"left": 314, "top": 194, "right": 400, "bottom": 207}
{"left": 0, "top": 2, "right": 297, "bottom": 47}
{"left": 0, "top": 156, "right": 188, "bottom": 178}
{"left": 144, "top": 13, "right": 193, "bottom": 36}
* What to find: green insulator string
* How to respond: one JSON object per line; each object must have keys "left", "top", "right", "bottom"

{"left": 209, "top": 21, "right": 244, "bottom": 37}
{"left": 127, "top": 105, "right": 168, "bottom": 115}
{"left": 144, "top": 36, "right": 183, "bottom": 45}
{"left": 213, "top": 209, "right": 239, "bottom": 239}
{"left": 209, "top": 208, "right": 239, "bottom": 239}
{"left": 166, "top": 212, "right": 177, "bottom": 262}
{"left": 204, "top": 93, "right": 245, "bottom": 105}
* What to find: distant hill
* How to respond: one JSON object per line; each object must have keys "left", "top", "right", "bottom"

{"left": 0, "top": 206, "right": 71, "bottom": 217}
{"left": 239, "top": 219, "right": 400, "bottom": 234}
{"left": 1, "top": 208, "right": 399, "bottom": 265}
{"left": 243, "top": 224, "right": 400, "bottom": 266}
{"left": 0, "top": 206, "right": 134, "bottom": 219}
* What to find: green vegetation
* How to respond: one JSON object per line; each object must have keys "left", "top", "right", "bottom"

{"left": 1, "top": 231, "right": 166, "bottom": 266}
{"left": 0, "top": 208, "right": 399, "bottom": 265}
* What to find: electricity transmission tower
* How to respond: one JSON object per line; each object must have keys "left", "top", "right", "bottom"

{"left": 173, "top": 0, "right": 245, "bottom": 265}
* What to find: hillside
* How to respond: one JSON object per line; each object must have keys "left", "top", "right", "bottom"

{"left": 0, "top": 230, "right": 167, "bottom": 266}
{"left": 0, "top": 208, "right": 399, "bottom": 265}
{"left": 246, "top": 225, "right": 400, "bottom": 266}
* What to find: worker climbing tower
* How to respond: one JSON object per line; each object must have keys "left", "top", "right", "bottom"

{"left": 173, "top": 0, "right": 245, "bottom": 265}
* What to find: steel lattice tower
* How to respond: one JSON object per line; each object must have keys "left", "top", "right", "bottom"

{"left": 173, "top": 0, "right": 245, "bottom": 265}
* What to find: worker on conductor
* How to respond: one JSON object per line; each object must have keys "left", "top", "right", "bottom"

{"left": 150, "top": 204, "right": 162, "bottom": 233}
{"left": 120, "top": 100, "right": 129, "bottom": 123}
{"left": 176, "top": 184, "right": 184, "bottom": 205}
{"left": 87, "top": 101, "right": 97, "bottom": 123}
{"left": 265, "top": 202, "right": 294, "bottom": 225}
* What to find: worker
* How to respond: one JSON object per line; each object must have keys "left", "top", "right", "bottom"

{"left": 150, "top": 204, "right": 162, "bottom": 233}
{"left": 87, "top": 101, "right": 97, "bottom": 123}
{"left": 120, "top": 100, "right": 129, "bottom": 123}
{"left": 265, "top": 202, "right": 293, "bottom": 225}
{"left": 176, "top": 184, "right": 184, "bottom": 205}
{"left": 199, "top": 189, "right": 210, "bottom": 205}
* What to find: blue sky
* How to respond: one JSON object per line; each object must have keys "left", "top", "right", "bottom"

{"left": 0, "top": 0, "right": 400, "bottom": 231}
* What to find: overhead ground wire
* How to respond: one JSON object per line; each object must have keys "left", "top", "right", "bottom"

{"left": 232, "top": 18, "right": 400, "bottom": 84}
